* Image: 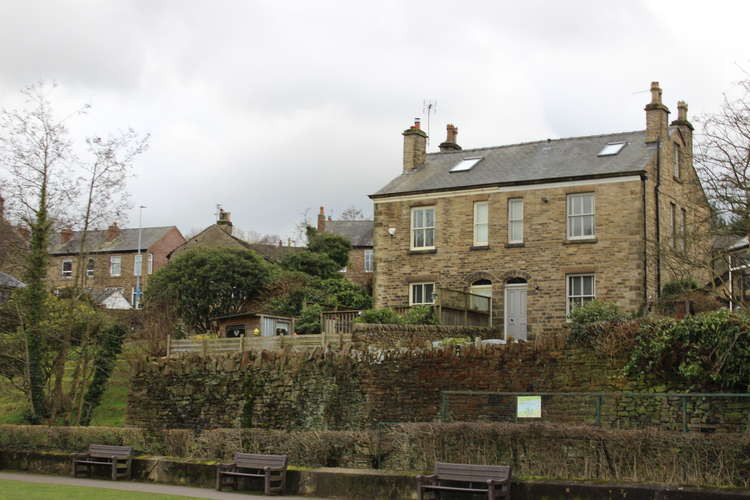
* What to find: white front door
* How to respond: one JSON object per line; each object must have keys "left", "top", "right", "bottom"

{"left": 505, "top": 284, "right": 528, "bottom": 341}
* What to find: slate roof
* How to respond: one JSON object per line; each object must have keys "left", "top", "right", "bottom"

{"left": 0, "top": 272, "right": 24, "bottom": 288}
{"left": 325, "top": 220, "right": 374, "bottom": 247}
{"left": 372, "top": 130, "right": 657, "bottom": 198}
{"left": 49, "top": 226, "right": 178, "bottom": 255}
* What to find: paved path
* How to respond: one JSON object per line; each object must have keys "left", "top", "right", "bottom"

{"left": 0, "top": 471, "right": 328, "bottom": 499}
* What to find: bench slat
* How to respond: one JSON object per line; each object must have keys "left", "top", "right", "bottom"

{"left": 88, "top": 444, "right": 132, "bottom": 458}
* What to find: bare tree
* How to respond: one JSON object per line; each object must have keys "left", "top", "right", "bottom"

{"left": 340, "top": 205, "right": 368, "bottom": 220}
{"left": 0, "top": 83, "right": 79, "bottom": 422}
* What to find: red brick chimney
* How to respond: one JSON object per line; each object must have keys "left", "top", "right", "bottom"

{"left": 106, "top": 222, "right": 120, "bottom": 242}
{"left": 60, "top": 227, "right": 74, "bottom": 244}
{"left": 317, "top": 206, "right": 326, "bottom": 232}
{"left": 403, "top": 118, "right": 427, "bottom": 173}
{"left": 439, "top": 124, "right": 462, "bottom": 152}
{"left": 645, "top": 81, "right": 670, "bottom": 143}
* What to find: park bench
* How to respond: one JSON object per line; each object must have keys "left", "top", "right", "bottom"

{"left": 71, "top": 444, "right": 133, "bottom": 481}
{"left": 216, "top": 453, "right": 288, "bottom": 495}
{"left": 416, "top": 462, "right": 511, "bottom": 500}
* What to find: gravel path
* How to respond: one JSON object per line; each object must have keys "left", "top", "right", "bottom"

{"left": 0, "top": 471, "right": 328, "bottom": 499}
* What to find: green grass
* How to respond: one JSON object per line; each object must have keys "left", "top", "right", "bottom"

{"left": 0, "top": 479, "right": 207, "bottom": 499}
{"left": 0, "top": 356, "right": 131, "bottom": 427}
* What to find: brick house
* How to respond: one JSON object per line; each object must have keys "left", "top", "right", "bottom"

{"left": 370, "top": 82, "right": 710, "bottom": 340}
{"left": 169, "top": 209, "right": 300, "bottom": 264}
{"left": 316, "top": 207, "right": 374, "bottom": 290}
{"left": 47, "top": 223, "right": 185, "bottom": 308}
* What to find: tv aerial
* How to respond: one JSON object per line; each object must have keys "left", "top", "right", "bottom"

{"left": 423, "top": 100, "right": 437, "bottom": 147}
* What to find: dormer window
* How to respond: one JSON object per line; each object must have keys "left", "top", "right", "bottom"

{"left": 450, "top": 157, "right": 482, "bottom": 172}
{"left": 597, "top": 142, "right": 626, "bottom": 157}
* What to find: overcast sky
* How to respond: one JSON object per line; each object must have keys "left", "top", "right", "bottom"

{"left": 0, "top": 1, "right": 747, "bottom": 243}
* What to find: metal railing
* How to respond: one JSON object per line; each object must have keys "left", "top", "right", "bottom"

{"left": 440, "top": 391, "right": 750, "bottom": 433}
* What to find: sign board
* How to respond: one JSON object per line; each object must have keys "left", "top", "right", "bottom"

{"left": 516, "top": 396, "right": 542, "bottom": 418}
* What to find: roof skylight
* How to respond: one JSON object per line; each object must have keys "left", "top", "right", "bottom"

{"left": 598, "top": 142, "right": 627, "bottom": 157}
{"left": 450, "top": 157, "right": 482, "bottom": 172}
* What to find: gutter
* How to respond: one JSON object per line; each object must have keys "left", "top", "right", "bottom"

{"left": 641, "top": 174, "right": 648, "bottom": 307}
{"left": 654, "top": 139, "right": 662, "bottom": 297}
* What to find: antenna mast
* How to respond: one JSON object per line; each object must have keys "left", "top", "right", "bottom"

{"left": 423, "top": 99, "right": 437, "bottom": 147}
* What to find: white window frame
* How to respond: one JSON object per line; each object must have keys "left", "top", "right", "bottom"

{"left": 508, "top": 198, "right": 524, "bottom": 244}
{"left": 409, "top": 282, "right": 435, "bottom": 305}
{"left": 86, "top": 258, "right": 95, "bottom": 278}
{"left": 567, "top": 193, "right": 595, "bottom": 240}
{"left": 566, "top": 273, "right": 596, "bottom": 317}
{"left": 110, "top": 256, "right": 122, "bottom": 277}
{"left": 147, "top": 253, "right": 154, "bottom": 275}
{"left": 473, "top": 201, "right": 489, "bottom": 246}
{"left": 673, "top": 143, "right": 681, "bottom": 179}
{"left": 411, "top": 206, "right": 436, "bottom": 250}
{"left": 364, "top": 249, "right": 374, "bottom": 273}
{"left": 61, "top": 258, "right": 73, "bottom": 279}
{"left": 134, "top": 254, "right": 142, "bottom": 277}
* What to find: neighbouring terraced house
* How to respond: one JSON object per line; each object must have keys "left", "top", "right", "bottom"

{"left": 47, "top": 223, "right": 185, "bottom": 309}
{"left": 370, "top": 82, "right": 711, "bottom": 340}
{"left": 317, "top": 206, "right": 374, "bottom": 290}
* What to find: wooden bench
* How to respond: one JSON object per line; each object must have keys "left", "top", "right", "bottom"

{"left": 216, "top": 453, "right": 288, "bottom": 495}
{"left": 71, "top": 444, "right": 133, "bottom": 481}
{"left": 417, "top": 462, "right": 511, "bottom": 500}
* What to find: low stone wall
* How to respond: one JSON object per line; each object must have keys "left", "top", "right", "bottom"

{"left": 352, "top": 323, "right": 503, "bottom": 348}
{"left": 2, "top": 448, "right": 749, "bottom": 499}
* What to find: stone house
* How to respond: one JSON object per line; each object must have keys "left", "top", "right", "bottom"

{"left": 47, "top": 224, "right": 185, "bottom": 308}
{"left": 316, "top": 207, "right": 374, "bottom": 290}
{"left": 0, "top": 272, "right": 24, "bottom": 304}
{"left": 169, "top": 209, "right": 300, "bottom": 264}
{"left": 370, "top": 82, "right": 710, "bottom": 340}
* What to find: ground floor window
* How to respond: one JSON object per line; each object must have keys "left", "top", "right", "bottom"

{"left": 410, "top": 282, "right": 435, "bottom": 305}
{"left": 226, "top": 324, "right": 246, "bottom": 337}
{"left": 566, "top": 274, "right": 595, "bottom": 316}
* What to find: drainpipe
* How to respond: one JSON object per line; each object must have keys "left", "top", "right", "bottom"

{"left": 654, "top": 139, "right": 662, "bottom": 297}
{"left": 641, "top": 174, "right": 648, "bottom": 308}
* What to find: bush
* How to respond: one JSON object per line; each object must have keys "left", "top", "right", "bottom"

{"left": 402, "top": 305, "right": 438, "bottom": 325}
{"left": 356, "top": 308, "right": 403, "bottom": 325}
{"left": 623, "top": 309, "right": 750, "bottom": 391}
{"left": 296, "top": 303, "right": 325, "bottom": 334}
{"left": 566, "top": 301, "right": 624, "bottom": 347}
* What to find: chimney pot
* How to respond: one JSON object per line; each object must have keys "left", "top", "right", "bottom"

{"left": 439, "top": 124, "right": 462, "bottom": 152}
{"left": 217, "top": 209, "right": 233, "bottom": 233}
{"left": 413, "top": 118, "right": 421, "bottom": 130}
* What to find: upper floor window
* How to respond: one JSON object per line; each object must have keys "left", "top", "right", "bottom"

{"left": 147, "top": 253, "right": 154, "bottom": 275}
{"left": 411, "top": 206, "right": 435, "bottom": 250}
{"left": 673, "top": 143, "right": 681, "bottom": 179}
{"left": 61, "top": 259, "right": 73, "bottom": 279}
{"left": 473, "top": 201, "right": 488, "bottom": 246}
{"left": 680, "top": 208, "right": 687, "bottom": 251}
{"left": 508, "top": 198, "right": 524, "bottom": 244}
{"left": 86, "top": 258, "right": 95, "bottom": 278}
{"left": 410, "top": 282, "right": 435, "bottom": 305}
{"left": 364, "top": 249, "right": 374, "bottom": 273}
{"left": 110, "top": 256, "right": 122, "bottom": 277}
{"left": 567, "top": 193, "right": 595, "bottom": 239}
{"left": 134, "top": 254, "right": 143, "bottom": 277}
{"left": 566, "top": 274, "right": 595, "bottom": 317}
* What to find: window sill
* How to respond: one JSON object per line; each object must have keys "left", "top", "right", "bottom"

{"left": 470, "top": 245, "right": 490, "bottom": 251}
{"left": 564, "top": 238, "right": 597, "bottom": 245}
{"left": 505, "top": 243, "right": 525, "bottom": 248}
{"left": 673, "top": 176, "right": 682, "bottom": 183}
{"left": 409, "top": 248, "right": 437, "bottom": 255}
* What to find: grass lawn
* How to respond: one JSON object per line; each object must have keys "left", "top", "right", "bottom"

{"left": 0, "top": 479, "right": 207, "bottom": 499}
{"left": 0, "top": 356, "right": 131, "bottom": 427}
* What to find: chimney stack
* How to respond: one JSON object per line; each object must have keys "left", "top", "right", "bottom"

{"left": 106, "top": 222, "right": 120, "bottom": 242}
{"left": 645, "top": 81, "right": 670, "bottom": 143}
{"left": 60, "top": 227, "right": 74, "bottom": 244}
{"left": 317, "top": 206, "right": 326, "bottom": 232}
{"left": 439, "top": 124, "right": 462, "bottom": 152}
{"left": 217, "top": 208, "right": 233, "bottom": 234}
{"left": 402, "top": 118, "right": 427, "bottom": 173}
{"left": 671, "top": 100, "right": 693, "bottom": 130}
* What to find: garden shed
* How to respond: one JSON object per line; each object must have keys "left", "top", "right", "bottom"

{"left": 212, "top": 312, "right": 295, "bottom": 338}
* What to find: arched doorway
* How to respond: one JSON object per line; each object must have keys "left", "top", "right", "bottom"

{"left": 504, "top": 278, "right": 527, "bottom": 340}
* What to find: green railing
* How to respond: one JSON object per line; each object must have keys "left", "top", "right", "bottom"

{"left": 440, "top": 391, "right": 750, "bottom": 433}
